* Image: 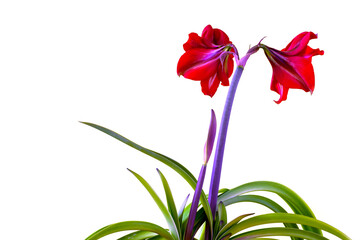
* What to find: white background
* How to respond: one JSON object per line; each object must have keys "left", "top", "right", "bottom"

{"left": 1, "top": 0, "right": 359, "bottom": 239}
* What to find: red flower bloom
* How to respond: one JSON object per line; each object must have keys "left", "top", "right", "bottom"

{"left": 261, "top": 32, "right": 324, "bottom": 104}
{"left": 177, "top": 25, "right": 236, "bottom": 97}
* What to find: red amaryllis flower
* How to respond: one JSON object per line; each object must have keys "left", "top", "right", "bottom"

{"left": 260, "top": 32, "right": 324, "bottom": 104}
{"left": 177, "top": 25, "right": 236, "bottom": 97}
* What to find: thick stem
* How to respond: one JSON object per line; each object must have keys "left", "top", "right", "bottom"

{"left": 208, "top": 65, "right": 244, "bottom": 217}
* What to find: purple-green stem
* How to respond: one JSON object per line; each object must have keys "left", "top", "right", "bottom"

{"left": 207, "top": 65, "right": 244, "bottom": 217}
{"left": 208, "top": 45, "right": 259, "bottom": 220}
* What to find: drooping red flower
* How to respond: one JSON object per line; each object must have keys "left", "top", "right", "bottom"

{"left": 261, "top": 32, "right": 324, "bottom": 104}
{"left": 177, "top": 25, "right": 236, "bottom": 97}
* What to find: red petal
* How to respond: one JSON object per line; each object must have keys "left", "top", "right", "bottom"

{"left": 201, "top": 74, "right": 220, "bottom": 97}
{"left": 269, "top": 60, "right": 305, "bottom": 90}
{"left": 266, "top": 48, "right": 314, "bottom": 92}
{"left": 201, "top": 25, "right": 215, "bottom": 47}
{"left": 183, "top": 33, "right": 206, "bottom": 51}
{"left": 213, "top": 28, "right": 231, "bottom": 45}
{"left": 303, "top": 46, "right": 324, "bottom": 59}
{"left": 283, "top": 32, "right": 309, "bottom": 51}
{"left": 269, "top": 56, "right": 315, "bottom": 103}
{"left": 218, "top": 55, "right": 234, "bottom": 86}
{"left": 271, "top": 56, "right": 314, "bottom": 92}
{"left": 183, "top": 58, "right": 219, "bottom": 81}
{"left": 177, "top": 48, "right": 218, "bottom": 75}
{"left": 272, "top": 82, "right": 289, "bottom": 104}
{"left": 282, "top": 32, "right": 318, "bottom": 56}
{"left": 177, "top": 48, "right": 221, "bottom": 78}
{"left": 288, "top": 56, "right": 315, "bottom": 93}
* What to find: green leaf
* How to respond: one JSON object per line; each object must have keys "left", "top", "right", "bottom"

{"left": 147, "top": 235, "right": 168, "bottom": 240}
{"left": 197, "top": 194, "right": 299, "bottom": 240}
{"left": 227, "top": 213, "right": 351, "bottom": 240}
{"left": 219, "top": 233, "right": 232, "bottom": 240}
{"left": 223, "top": 195, "right": 286, "bottom": 212}
{"left": 218, "top": 201, "right": 227, "bottom": 229}
{"left": 85, "top": 221, "right": 173, "bottom": 240}
{"left": 81, "top": 122, "right": 213, "bottom": 228}
{"left": 239, "top": 238, "right": 278, "bottom": 240}
{"left": 215, "top": 213, "right": 254, "bottom": 240}
{"left": 218, "top": 181, "right": 321, "bottom": 234}
{"left": 117, "top": 230, "right": 157, "bottom": 240}
{"left": 180, "top": 205, "right": 209, "bottom": 239}
{"left": 178, "top": 194, "right": 189, "bottom": 226}
{"left": 198, "top": 222, "right": 206, "bottom": 240}
{"left": 157, "top": 169, "right": 181, "bottom": 237}
{"left": 214, "top": 201, "right": 227, "bottom": 235}
{"left": 221, "top": 195, "right": 300, "bottom": 240}
{"left": 180, "top": 203, "right": 192, "bottom": 225}
{"left": 128, "top": 169, "right": 179, "bottom": 240}
{"left": 218, "top": 188, "right": 230, "bottom": 195}
{"left": 230, "top": 227, "right": 328, "bottom": 240}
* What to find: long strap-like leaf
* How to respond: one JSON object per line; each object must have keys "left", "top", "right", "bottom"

{"left": 85, "top": 221, "right": 173, "bottom": 240}
{"left": 128, "top": 169, "right": 179, "bottom": 240}
{"left": 215, "top": 213, "right": 254, "bottom": 240}
{"left": 81, "top": 122, "right": 213, "bottom": 228}
{"left": 178, "top": 194, "right": 190, "bottom": 227}
{"left": 231, "top": 227, "right": 328, "bottom": 240}
{"left": 220, "top": 195, "right": 300, "bottom": 240}
{"left": 228, "top": 213, "right": 351, "bottom": 240}
{"left": 218, "top": 181, "right": 320, "bottom": 234}
{"left": 157, "top": 169, "right": 181, "bottom": 237}
{"left": 198, "top": 194, "right": 301, "bottom": 240}
{"left": 117, "top": 230, "right": 157, "bottom": 240}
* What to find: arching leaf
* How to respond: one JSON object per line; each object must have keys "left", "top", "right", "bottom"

{"left": 85, "top": 221, "right": 172, "bottom": 240}
{"left": 81, "top": 122, "right": 213, "bottom": 229}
